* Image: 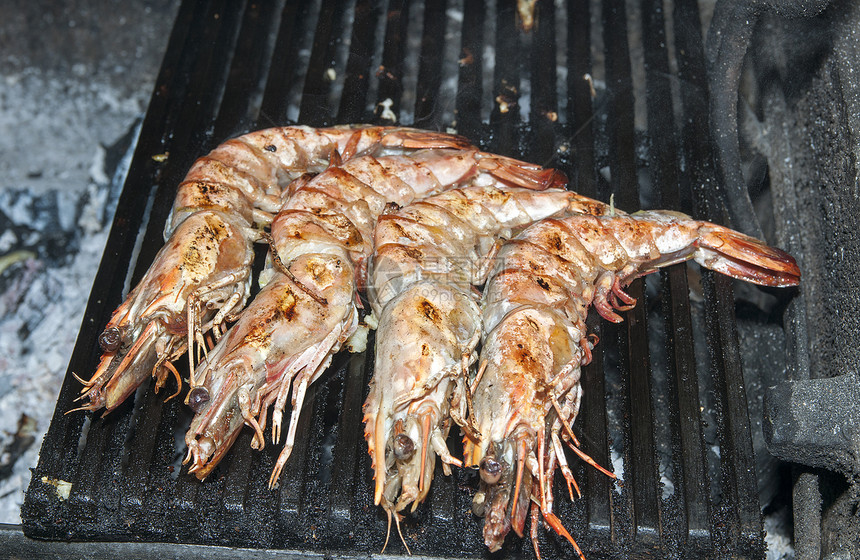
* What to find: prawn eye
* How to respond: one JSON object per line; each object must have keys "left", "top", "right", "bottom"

{"left": 479, "top": 456, "right": 503, "bottom": 484}
{"left": 392, "top": 433, "right": 415, "bottom": 461}
{"left": 98, "top": 327, "right": 122, "bottom": 353}
{"left": 187, "top": 387, "right": 210, "bottom": 413}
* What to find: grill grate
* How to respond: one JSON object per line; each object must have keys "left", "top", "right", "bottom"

{"left": 22, "top": 0, "right": 778, "bottom": 557}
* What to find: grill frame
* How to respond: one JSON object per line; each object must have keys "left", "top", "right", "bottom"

{"left": 20, "top": 1, "right": 787, "bottom": 558}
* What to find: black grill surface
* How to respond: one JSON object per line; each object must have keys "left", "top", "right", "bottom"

{"left": 22, "top": 1, "right": 784, "bottom": 558}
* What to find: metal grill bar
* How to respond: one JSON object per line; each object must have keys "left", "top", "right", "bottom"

{"left": 374, "top": 0, "right": 410, "bottom": 122}
{"left": 300, "top": 0, "right": 350, "bottom": 126}
{"left": 22, "top": 1, "right": 772, "bottom": 558}
{"left": 454, "top": 0, "right": 485, "bottom": 141}
{"left": 641, "top": 0, "right": 711, "bottom": 551}
{"left": 600, "top": 0, "right": 663, "bottom": 545}
{"left": 704, "top": 272, "right": 765, "bottom": 555}
{"left": 336, "top": 0, "right": 378, "bottom": 123}
{"left": 490, "top": 0, "right": 521, "bottom": 156}
{"left": 214, "top": 0, "right": 285, "bottom": 141}
{"left": 260, "top": 1, "right": 312, "bottom": 125}
{"left": 527, "top": 0, "right": 558, "bottom": 164}
{"left": 672, "top": 0, "right": 764, "bottom": 555}
{"left": 413, "top": 0, "right": 447, "bottom": 129}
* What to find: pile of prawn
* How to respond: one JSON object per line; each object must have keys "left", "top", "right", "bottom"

{"left": 71, "top": 125, "right": 801, "bottom": 558}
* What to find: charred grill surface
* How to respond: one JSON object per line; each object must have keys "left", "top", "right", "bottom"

{"left": 22, "top": 0, "right": 819, "bottom": 558}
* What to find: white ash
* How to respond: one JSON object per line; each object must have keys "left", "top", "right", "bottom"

{"left": 765, "top": 506, "right": 795, "bottom": 560}
{"left": 0, "top": 73, "right": 142, "bottom": 197}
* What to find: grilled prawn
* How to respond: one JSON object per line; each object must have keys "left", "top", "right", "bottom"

{"left": 465, "top": 209, "right": 801, "bottom": 557}
{"left": 73, "top": 125, "right": 474, "bottom": 414}
{"left": 183, "top": 146, "right": 566, "bottom": 483}
{"left": 363, "top": 184, "right": 611, "bottom": 546}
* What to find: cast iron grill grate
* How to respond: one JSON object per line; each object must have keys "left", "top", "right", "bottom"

{"left": 22, "top": 0, "right": 779, "bottom": 558}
